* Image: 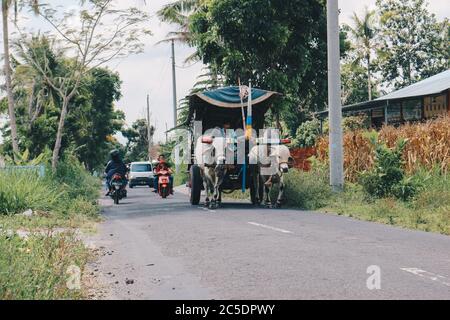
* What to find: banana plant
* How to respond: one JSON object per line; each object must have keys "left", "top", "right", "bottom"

{"left": 4, "top": 148, "right": 50, "bottom": 166}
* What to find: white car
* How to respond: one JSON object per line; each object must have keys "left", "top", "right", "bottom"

{"left": 128, "top": 162, "right": 154, "bottom": 188}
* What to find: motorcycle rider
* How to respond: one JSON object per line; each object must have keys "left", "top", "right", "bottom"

{"left": 153, "top": 155, "right": 174, "bottom": 195}
{"left": 105, "top": 150, "right": 128, "bottom": 196}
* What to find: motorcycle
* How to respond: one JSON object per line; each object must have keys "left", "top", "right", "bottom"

{"left": 110, "top": 173, "right": 127, "bottom": 205}
{"left": 156, "top": 169, "right": 171, "bottom": 199}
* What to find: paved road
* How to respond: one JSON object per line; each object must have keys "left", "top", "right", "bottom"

{"left": 87, "top": 187, "right": 450, "bottom": 300}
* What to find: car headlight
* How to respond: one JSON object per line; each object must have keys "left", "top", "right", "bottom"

{"left": 129, "top": 176, "right": 134, "bottom": 180}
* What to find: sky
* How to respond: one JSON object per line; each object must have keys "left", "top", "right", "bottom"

{"left": 0, "top": 0, "right": 449, "bottom": 143}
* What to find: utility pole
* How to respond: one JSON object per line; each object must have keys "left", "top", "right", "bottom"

{"left": 171, "top": 39, "right": 178, "bottom": 128}
{"left": 165, "top": 123, "right": 169, "bottom": 144}
{"left": 147, "top": 94, "right": 152, "bottom": 162}
{"left": 327, "top": 0, "right": 344, "bottom": 191}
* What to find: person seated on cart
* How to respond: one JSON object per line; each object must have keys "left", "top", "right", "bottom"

{"left": 153, "top": 155, "right": 174, "bottom": 194}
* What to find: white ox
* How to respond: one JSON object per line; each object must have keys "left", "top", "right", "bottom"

{"left": 249, "top": 144, "right": 293, "bottom": 208}
{"left": 195, "top": 128, "right": 232, "bottom": 209}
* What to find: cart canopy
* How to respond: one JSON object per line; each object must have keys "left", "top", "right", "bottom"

{"left": 194, "top": 86, "right": 278, "bottom": 108}
{"left": 188, "top": 86, "right": 280, "bottom": 131}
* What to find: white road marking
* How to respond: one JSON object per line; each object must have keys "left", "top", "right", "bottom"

{"left": 248, "top": 222, "right": 293, "bottom": 234}
{"left": 400, "top": 268, "right": 450, "bottom": 287}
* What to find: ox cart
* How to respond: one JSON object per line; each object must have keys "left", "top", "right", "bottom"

{"left": 186, "top": 86, "right": 281, "bottom": 207}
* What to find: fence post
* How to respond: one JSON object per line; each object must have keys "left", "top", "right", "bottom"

{"left": 39, "top": 165, "right": 45, "bottom": 178}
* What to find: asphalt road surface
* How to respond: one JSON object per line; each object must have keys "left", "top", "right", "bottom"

{"left": 87, "top": 187, "right": 450, "bottom": 300}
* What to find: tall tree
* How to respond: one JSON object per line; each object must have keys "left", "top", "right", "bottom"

{"left": 158, "top": 0, "right": 224, "bottom": 126}
{"left": 157, "top": 0, "right": 202, "bottom": 46}
{"left": 1, "top": 41, "right": 126, "bottom": 171}
{"left": 189, "top": 0, "right": 329, "bottom": 134}
{"left": 344, "top": 7, "right": 378, "bottom": 101}
{"left": 341, "top": 62, "right": 379, "bottom": 105}
{"left": 66, "top": 68, "right": 125, "bottom": 171}
{"left": 15, "top": 0, "right": 151, "bottom": 169}
{"left": 376, "top": 0, "right": 449, "bottom": 89}
{"left": 1, "top": 0, "right": 39, "bottom": 156}
{"left": 122, "top": 119, "right": 155, "bottom": 163}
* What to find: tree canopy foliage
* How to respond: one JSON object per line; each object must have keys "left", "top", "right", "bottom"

{"left": 188, "top": 0, "right": 329, "bottom": 134}
{"left": 122, "top": 119, "right": 155, "bottom": 163}
{"left": 376, "top": 0, "right": 449, "bottom": 90}
{"left": 1, "top": 36, "right": 125, "bottom": 171}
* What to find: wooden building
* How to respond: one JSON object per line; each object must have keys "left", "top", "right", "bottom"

{"left": 317, "top": 70, "right": 450, "bottom": 128}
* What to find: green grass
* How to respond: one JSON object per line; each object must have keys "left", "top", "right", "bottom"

{"left": 173, "top": 164, "right": 189, "bottom": 187}
{"left": 285, "top": 167, "right": 450, "bottom": 235}
{"left": 0, "top": 155, "right": 101, "bottom": 300}
{"left": 324, "top": 182, "right": 450, "bottom": 235}
{"left": 0, "top": 230, "right": 89, "bottom": 300}
{"left": 225, "top": 166, "right": 333, "bottom": 208}
{"left": 283, "top": 168, "right": 333, "bottom": 210}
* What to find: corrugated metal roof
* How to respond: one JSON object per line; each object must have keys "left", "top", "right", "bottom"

{"left": 315, "top": 70, "right": 450, "bottom": 118}
{"left": 376, "top": 69, "right": 450, "bottom": 101}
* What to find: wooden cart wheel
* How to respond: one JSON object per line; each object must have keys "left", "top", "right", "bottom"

{"left": 190, "top": 165, "right": 202, "bottom": 205}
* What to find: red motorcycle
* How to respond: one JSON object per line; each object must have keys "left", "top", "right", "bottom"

{"left": 110, "top": 173, "right": 127, "bottom": 205}
{"left": 156, "top": 169, "right": 171, "bottom": 199}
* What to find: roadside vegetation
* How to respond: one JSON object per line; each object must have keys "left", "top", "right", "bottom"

{"left": 0, "top": 231, "right": 89, "bottom": 300}
{"left": 283, "top": 166, "right": 449, "bottom": 235}
{"left": 0, "top": 0, "right": 448, "bottom": 300}
{"left": 0, "top": 153, "right": 101, "bottom": 299}
{"left": 0, "top": 0, "right": 150, "bottom": 299}
{"left": 283, "top": 117, "right": 450, "bottom": 235}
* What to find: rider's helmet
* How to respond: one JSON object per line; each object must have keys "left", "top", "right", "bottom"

{"left": 110, "top": 149, "right": 121, "bottom": 161}
{"left": 158, "top": 155, "right": 166, "bottom": 164}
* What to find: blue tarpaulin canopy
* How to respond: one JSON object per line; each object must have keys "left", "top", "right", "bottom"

{"left": 193, "top": 86, "right": 279, "bottom": 109}
{"left": 187, "top": 86, "right": 280, "bottom": 130}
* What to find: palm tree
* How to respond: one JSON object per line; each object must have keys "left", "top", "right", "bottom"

{"left": 157, "top": 0, "right": 202, "bottom": 45}
{"left": 2, "top": 0, "right": 39, "bottom": 157}
{"left": 347, "top": 7, "right": 377, "bottom": 101}
{"left": 157, "top": 0, "right": 224, "bottom": 126}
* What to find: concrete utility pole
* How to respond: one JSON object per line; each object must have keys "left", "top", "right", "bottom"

{"left": 327, "top": 0, "right": 344, "bottom": 191}
{"left": 165, "top": 123, "right": 169, "bottom": 144}
{"left": 147, "top": 94, "right": 152, "bottom": 162}
{"left": 171, "top": 39, "right": 178, "bottom": 128}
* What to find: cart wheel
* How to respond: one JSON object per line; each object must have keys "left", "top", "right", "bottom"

{"left": 190, "top": 165, "right": 202, "bottom": 205}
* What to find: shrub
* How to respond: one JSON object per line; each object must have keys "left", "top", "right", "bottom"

{"left": 293, "top": 119, "right": 321, "bottom": 148}
{"left": 326, "top": 171, "right": 450, "bottom": 235}
{"left": 0, "top": 171, "right": 61, "bottom": 214}
{"left": 283, "top": 167, "right": 333, "bottom": 210}
{"left": 359, "top": 137, "right": 407, "bottom": 198}
{"left": 411, "top": 167, "right": 450, "bottom": 210}
{"left": 359, "top": 136, "right": 422, "bottom": 201}
{"left": 52, "top": 154, "right": 100, "bottom": 202}
{"left": 0, "top": 154, "right": 100, "bottom": 216}
{"left": 392, "top": 178, "right": 419, "bottom": 201}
